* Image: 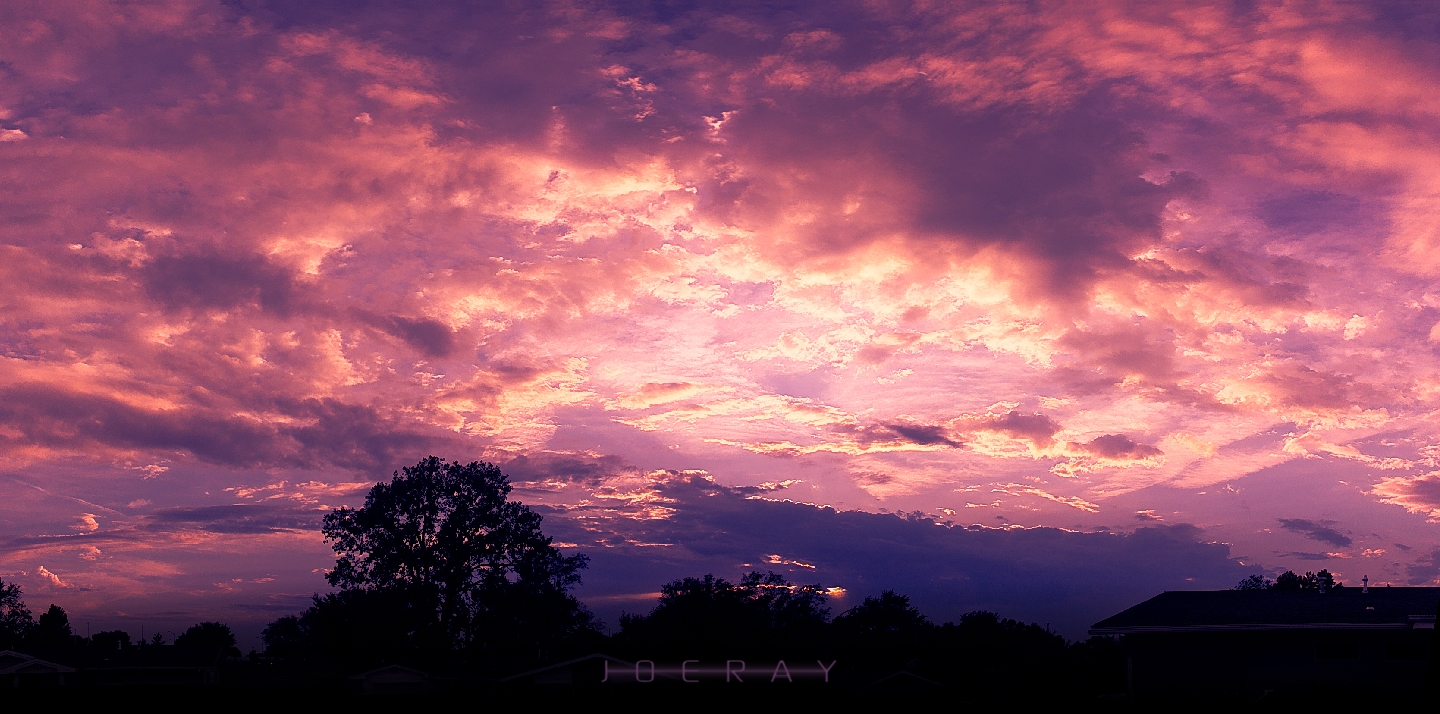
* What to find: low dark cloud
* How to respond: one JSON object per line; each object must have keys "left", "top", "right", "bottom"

{"left": 1277, "top": 518, "right": 1352, "bottom": 548}
{"left": 502, "top": 451, "right": 637, "bottom": 487}
{"left": 547, "top": 475, "right": 1250, "bottom": 639}
{"left": 1258, "top": 190, "right": 1374, "bottom": 235}
{"left": 0, "top": 384, "right": 447, "bottom": 471}
{"left": 1277, "top": 551, "right": 1335, "bottom": 561}
{"left": 1407, "top": 549, "right": 1440, "bottom": 585}
{"left": 982, "top": 411, "right": 1061, "bottom": 448}
{"left": 145, "top": 504, "right": 320, "bottom": 535}
{"left": 1071, "top": 434, "right": 1163, "bottom": 460}
{"left": 354, "top": 309, "right": 457, "bottom": 357}
{"left": 143, "top": 248, "right": 307, "bottom": 317}
{"left": 883, "top": 423, "right": 960, "bottom": 447}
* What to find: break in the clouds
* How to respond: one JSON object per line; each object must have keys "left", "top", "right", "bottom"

{"left": 4, "top": 1, "right": 1440, "bottom": 635}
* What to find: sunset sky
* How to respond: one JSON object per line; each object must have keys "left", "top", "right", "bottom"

{"left": 4, "top": 0, "right": 1440, "bottom": 644}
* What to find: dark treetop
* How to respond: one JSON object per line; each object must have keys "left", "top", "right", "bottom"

{"left": 318, "top": 456, "right": 592, "bottom": 657}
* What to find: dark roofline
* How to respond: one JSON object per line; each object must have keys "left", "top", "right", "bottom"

{"left": 1090, "top": 587, "right": 1440, "bottom": 635}
{"left": 499, "top": 653, "right": 634, "bottom": 682}
{"left": 0, "top": 650, "right": 77, "bottom": 674}
{"left": 1091, "top": 622, "right": 1415, "bottom": 636}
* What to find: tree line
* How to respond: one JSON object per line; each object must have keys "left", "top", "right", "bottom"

{"left": 1234, "top": 570, "right": 1342, "bottom": 591}
{"left": 4, "top": 457, "right": 1131, "bottom": 696}
{"left": 0, "top": 582, "right": 239, "bottom": 667}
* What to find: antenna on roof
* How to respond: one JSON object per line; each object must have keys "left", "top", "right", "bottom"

{"left": 1362, "top": 575, "right": 1369, "bottom": 594}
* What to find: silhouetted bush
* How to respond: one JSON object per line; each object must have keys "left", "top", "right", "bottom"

{"left": 176, "top": 621, "right": 241, "bottom": 663}
{"left": 615, "top": 572, "right": 830, "bottom": 659}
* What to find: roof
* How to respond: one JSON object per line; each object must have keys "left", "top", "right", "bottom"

{"left": 1091, "top": 587, "right": 1440, "bottom": 635}
{"left": 500, "top": 653, "right": 634, "bottom": 682}
{"left": 0, "top": 650, "right": 77, "bottom": 675}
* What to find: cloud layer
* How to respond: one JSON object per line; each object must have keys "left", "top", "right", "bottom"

{"left": 4, "top": 1, "right": 1440, "bottom": 632}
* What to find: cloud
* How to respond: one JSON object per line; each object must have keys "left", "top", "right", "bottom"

{"left": 1277, "top": 551, "right": 1338, "bottom": 561}
{"left": 1069, "top": 435, "right": 1163, "bottom": 460}
{"left": 547, "top": 474, "right": 1250, "bottom": 639}
{"left": 970, "top": 411, "right": 1063, "bottom": 450}
{"left": 143, "top": 504, "right": 321, "bottom": 535}
{"left": 1, "top": 0, "right": 1440, "bottom": 630}
{"left": 1276, "top": 518, "right": 1353, "bottom": 548}
{"left": 0, "top": 382, "right": 449, "bottom": 471}
{"left": 353, "top": 310, "right": 457, "bottom": 357}
{"left": 1406, "top": 548, "right": 1440, "bottom": 585}
{"left": 1371, "top": 472, "right": 1440, "bottom": 519}
{"left": 35, "top": 565, "right": 71, "bottom": 589}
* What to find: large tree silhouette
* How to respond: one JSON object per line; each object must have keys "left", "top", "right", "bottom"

{"left": 313, "top": 456, "right": 593, "bottom": 664}
{"left": 0, "top": 579, "right": 33, "bottom": 650}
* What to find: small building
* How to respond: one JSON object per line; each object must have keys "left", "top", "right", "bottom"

{"left": 0, "top": 650, "right": 77, "bottom": 687}
{"left": 1090, "top": 586, "right": 1439, "bottom": 700}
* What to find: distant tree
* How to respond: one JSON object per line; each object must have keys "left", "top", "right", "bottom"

{"left": 617, "top": 572, "right": 831, "bottom": 658}
{"left": 1311, "top": 569, "right": 1341, "bottom": 590}
{"left": 1273, "top": 569, "right": 1342, "bottom": 591}
{"left": 0, "top": 579, "right": 34, "bottom": 649}
{"left": 1234, "top": 574, "right": 1274, "bottom": 590}
{"left": 277, "top": 588, "right": 437, "bottom": 671}
{"left": 273, "top": 456, "right": 595, "bottom": 667}
{"left": 831, "top": 590, "right": 935, "bottom": 671}
{"left": 833, "top": 590, "right": 931, "bottom": 636}
{"left": 91, "top": 629, "right": 132, "bottom": 652}
{"left": 950, "top": 610, "right": 1070, "bottom": 672}
{"left": 176, "top": 622, "right": 240, "bottom": 662}
{"left": 30, "top": 604, "right": 74, "bottom": 650}
{"left": 260, "top": 615, "right": 306, "bottom": 661}
{"left": 827, "top": 594, "right": 1080, "bottom": 700}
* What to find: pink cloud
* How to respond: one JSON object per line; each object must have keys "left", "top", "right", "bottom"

{"left": 2, "top": 0, "right": 1440, "bottom": 616}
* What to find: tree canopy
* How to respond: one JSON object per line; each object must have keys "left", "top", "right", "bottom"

{"left": 1274, "top": 570, "right": 1341, "bottom": 591}
{"left": 1234, "top": 570, "right": 1343, "bottom": 591}
{"left": 176, "top": 622, "right": 240, "bottom": 661}
{"left": 617, "top": 571, "right": 830, "bottom": 658}
{"left": 0, "top": 578, "right": 33, "bottom": 650}
{"left": 1234, "top": 574, "right": 1274, "bottom": 590}
{"left": 305, "top": 456, "right": 595, "bottom": 665}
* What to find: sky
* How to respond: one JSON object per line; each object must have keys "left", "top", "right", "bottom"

{"left": 3, "top": 0, "right": 1440, "bottom": 645}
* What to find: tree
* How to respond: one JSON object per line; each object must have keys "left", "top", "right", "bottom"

{"left": 1273, "top": 569, "right": 1342, "bottom": 591}
{"left": 1234, "top": 574, "right": 1273, "bottom": 590}
{"left": 316, "top": 456, "right": 593, "bottom": 660}
{"left": 834, "top": 590, "right": 931, "bottom": 636}
{"left": 31, "top": 604, "right": 74, "bottom": 650}
{"left": 260, "top": 615, "right": 307, "bottom": 661}
{"left": 1310, "top": 569, "right": 1341, "bottom": 590}
{"left": 617, "top": 571, "right": 831, "bottom": 658}
{"left": 832, "top": 591, "right": 935, "bottom": 670}
{"left": 0, "top": 578, "right": 34, "bottom": 649}
{"left": 91, "top": 630, "right": 132, "bottom": 652}
{"left": 176, "top": 622, "right": 240, "bottom": 662}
